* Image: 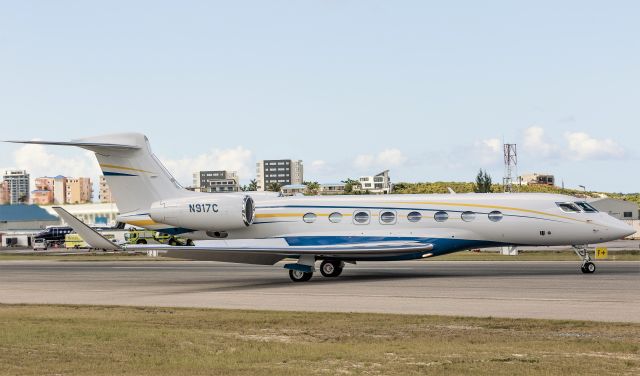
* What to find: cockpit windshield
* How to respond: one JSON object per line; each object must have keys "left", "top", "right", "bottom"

{"left": 556, "top": 202, "right": 581, "bottom": 213}
{"left": 575, "top": 202, "right": 598, "bottom": 213}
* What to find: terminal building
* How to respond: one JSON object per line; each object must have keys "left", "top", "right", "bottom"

{"left": 588, "top": 198, "right": 639, "bottom": 220}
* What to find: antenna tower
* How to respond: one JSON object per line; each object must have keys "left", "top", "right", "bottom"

{"left": 503, "top": 143, "right": 518, "bottom": 193}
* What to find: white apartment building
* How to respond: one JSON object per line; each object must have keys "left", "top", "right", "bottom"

{"left": 355, "top": 170, "right": 392, "bottom": 194}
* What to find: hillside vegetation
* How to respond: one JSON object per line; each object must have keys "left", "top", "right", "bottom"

{"left": 392, "top": 182, "right": 640, "bottom": 206}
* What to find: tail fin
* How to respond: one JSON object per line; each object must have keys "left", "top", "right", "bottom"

{"left": 6, "top": 133, "right": 192, "bottom": 214}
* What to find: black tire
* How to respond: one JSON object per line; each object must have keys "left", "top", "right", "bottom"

{"left": 320, "top": 260, "right": 343, "bottom": 278}
{"left": 168, "top": 238, "right": 178, "bottom": 246}
{"left": 584, "top": 262, "right": 596, "bottom": 274}
{"left": 136, "top": 239, "right": 147, "bottom": 244}
{"left": 186, "top": 239, "right": 194, "bottom": 246}
{"left": 289, "top": 270, "right": 313, "bottom": 282}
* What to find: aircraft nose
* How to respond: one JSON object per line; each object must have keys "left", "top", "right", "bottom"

{"left": 611, "top": 221, "right": 636, "bottom": 240}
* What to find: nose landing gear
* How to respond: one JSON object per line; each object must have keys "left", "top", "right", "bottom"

{"left": 573, "top": 245, "right": 596, "bottom": 274}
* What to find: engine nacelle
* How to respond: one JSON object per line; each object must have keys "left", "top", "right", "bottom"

{"left": 149, "top": 195, "right": 254, "bottom": 231}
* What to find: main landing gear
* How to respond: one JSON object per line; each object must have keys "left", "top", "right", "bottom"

{"left": 286, "top": 258, "right": 346, "bottom": 282}
{"left": 573, "top": 245, "right": 596, "bottom": 274}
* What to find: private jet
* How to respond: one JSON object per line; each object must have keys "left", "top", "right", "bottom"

{"left": 7, "top": 133, "right": 635, "bottom": 281}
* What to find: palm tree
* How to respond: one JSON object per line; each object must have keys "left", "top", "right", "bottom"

{"left": 303, "top": 181, "right": 320, "bottom": 195}
{"left": 266, "top": 182, "right": 281, "bottom": 192}
{"left": 247, "top": 179, "right": 258, "bottom": 191}
{"left": 341, "top": 178, "right": 360, "bottom": 194}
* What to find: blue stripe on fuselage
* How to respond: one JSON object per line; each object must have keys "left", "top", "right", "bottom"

{"left": 283, "top": 236, "right": 504, "bottom": 257}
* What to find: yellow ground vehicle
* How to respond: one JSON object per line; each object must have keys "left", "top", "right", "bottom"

{"left": 65, "top": 233, "right": 115, "bottom": 249}
{"left": 124, "top": 229, "right": 193, "bottom": 246}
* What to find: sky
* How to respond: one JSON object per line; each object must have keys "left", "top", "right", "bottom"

{"left": 1, "top": 1, "right": 638, "bottom": 194}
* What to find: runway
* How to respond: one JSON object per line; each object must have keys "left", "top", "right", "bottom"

{"left": 0, "top": 260, "right": 638, "bottom": 322}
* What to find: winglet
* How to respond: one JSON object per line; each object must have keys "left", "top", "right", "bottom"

{"left": 52, "top": 207, "right": 121, "bottom": 251}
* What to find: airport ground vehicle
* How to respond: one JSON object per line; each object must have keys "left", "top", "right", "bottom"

{"left": 12, "top": 133, "right": 635, "bottom": 282}
{"left": 64, "top": 233, "right": 116, "bottom": 249}
{"left": 124, "top": 230, "right": 193, "bottom": 246}
{"left": 32, "top": 238, "right": 48, "bottom": 251}
{"left": 33, "top": 226, "right": 73, "bottom": 247}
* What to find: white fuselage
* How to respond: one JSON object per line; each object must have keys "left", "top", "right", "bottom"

{"left": 118, "top": 192, "right": 634, "bottom": 259}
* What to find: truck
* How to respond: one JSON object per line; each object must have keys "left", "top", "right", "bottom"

{"left": 124, "top": 229, "right": 193, "bottom": 246}
{"left": 64, "top": 233, "right": 116, "bottom": 249}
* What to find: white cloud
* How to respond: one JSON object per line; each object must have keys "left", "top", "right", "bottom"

{"left": 353, "top": 148, "right": 407, "bottom": 170}
{"left": 472, "top": 138, "right": 502, "bottom": 165}
{"left": 161, "top": 146, "right": 254, "bottom": 186}
{"left": 522, "top": 126, "right": 559, "bottom": 158}
{"left": 7, "top": 144, "right": 101, "bottom": 199}
{"left": 564, "top": 131, "right": 624, "bottom": 161}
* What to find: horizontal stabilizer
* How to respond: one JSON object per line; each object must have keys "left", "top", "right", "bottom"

{"left": 4, "top": 140, "right": 140, "bottom": 150}
{"left": 52, "top": 207, "right": 121, "bottom": 251}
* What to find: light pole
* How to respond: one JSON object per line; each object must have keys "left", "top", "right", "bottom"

{"left": 578, "top": 185, "right": 586, "bottom": 193}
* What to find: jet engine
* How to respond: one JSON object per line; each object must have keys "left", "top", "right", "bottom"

{"left": 149, "top": 195, "right": 255, "bottom": 231}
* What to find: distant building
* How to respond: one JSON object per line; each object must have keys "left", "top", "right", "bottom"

{"left": 355, "top": 170, "right": 392, "bottom": 194}
{"left": 0, "top": 181, "right": 9, "bottom": 204}
{"left": 281, "top": 184, "right": 307, "bottom": 196}
{"left": 3, "top": 170, "right": 30, "bottom": 204}
{"left": 98, "top": 176, "right": 113, "bottom": 203}
{"left": 65, "top": 177, "right": 93, "bottom": 204}
{"left": 192, "top": 171, "right": 240, "bottom": 193}
{"left": 31, "top": 190, "right": 54, "bottom": 205}
{"left": 519, "top": 173, "right": 555, "bottom": 186}
{"left": 256, "top": 159, "right": 303, "bottom": 191}
{"left": 588, "top": 198, "right": 639, "bottom": 220}
{"left": 30, "top": 175, "right": 69, "bottom": 205}
{"left": 319, "top": 183, "right": 346, "bottom": 195}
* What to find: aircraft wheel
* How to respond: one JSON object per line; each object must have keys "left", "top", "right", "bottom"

{"left": 186, "top": 239, "right": 194, "bottom": 246}
{"left": 289, "top": 270, "right": 313, "bottom": 282}
{"left": 582, "top": 262, "right": 596, "bottom": 274}
{"left": 320, "top": 260, "right": 343, "bottom": 278}
{"left": 136, "top": 239, "right": 147, "bottom": 244}
{"left": 168, "top": 238, "right": 178, "bottom": 246}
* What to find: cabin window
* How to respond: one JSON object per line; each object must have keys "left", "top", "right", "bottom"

{"left": 353, "top": 211, "right": 370, "bottom": 224}
{"left": 556, "top": 202, "right": 581, "bottom": 213}
{"left": 461, "top": 211, "right": 476, "bottom": 222}
{"left": 303, "top": 213, "right": 316, "bottom": 223}
{"left": 380, "top": 211, "right": 396, "bottom": 224}
{"left": 434, "top": 211, "right": 449, "bottom": 222}
{"left": 407, "top": 211, "right": 422, "bottom": 223}
{"left": 488, "top": 211, "right": 503, "bottom": 222}
{"left": 624, "top": 212, "right": 632, "bottom": 218}
{"left": 328, "top": 212, "right": 342, "bottom": 223}
{"left": 575, "top": 202, "right": 598, "bottom": 213}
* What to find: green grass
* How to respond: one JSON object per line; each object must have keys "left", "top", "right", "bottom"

{"left": 0, "top": 304, "right": 638, "bottom": 375}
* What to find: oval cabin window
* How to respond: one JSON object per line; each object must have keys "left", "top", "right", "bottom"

{"left": 488, "top": 211, "right": 503, "bottom": 222}
{"left": 303, "top": 213, "right": 316, "bottom": 223}
{"left": 353, "top": 211, "right": 370, "bottom": 224}
{"left": 434, "top": 211, "right": 449, "bottom": 222}
{"left": 461, "top": 211, "right": 476, "bottom": 222}
{"left": 380, "top": 211, "right": 396, "bottom": 224}
{"left": 407, "top": 211, "right": 422, "bottom": 222}
{"left": 328, "top": 212, "right": 342, "bottom": 223}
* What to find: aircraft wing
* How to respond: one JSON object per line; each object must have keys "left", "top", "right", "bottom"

{"left": 52, "top": 207, "right": 433, "bottom": 265}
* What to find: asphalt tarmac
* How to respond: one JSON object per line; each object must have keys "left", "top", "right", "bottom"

{"left": 0, "top": 260, "right": 638, "bottom": 322}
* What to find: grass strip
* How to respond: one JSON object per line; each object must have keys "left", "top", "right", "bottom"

{"left": 0, "top": 304, "right": 638, "bottom": 375}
